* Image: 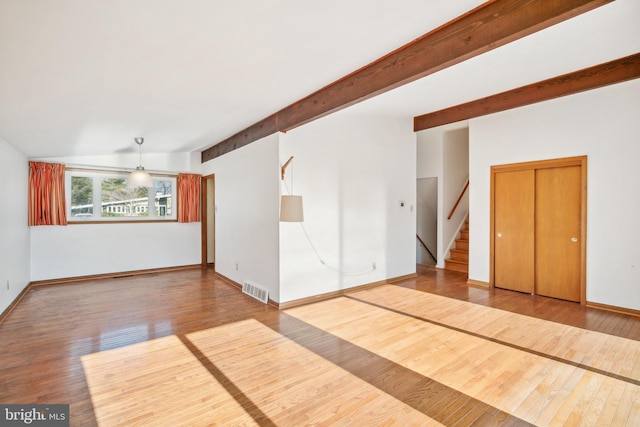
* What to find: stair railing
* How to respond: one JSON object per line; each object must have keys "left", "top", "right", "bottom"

{"left": 447, "top": 179, "right": 469, "bottom": 220}
{"left": 416, "top": 234, "right": 437, "bottom": 262}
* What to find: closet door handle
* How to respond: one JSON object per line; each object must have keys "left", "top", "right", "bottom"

{"left": 571, "top": 237, "right": 578, "bottom": 242}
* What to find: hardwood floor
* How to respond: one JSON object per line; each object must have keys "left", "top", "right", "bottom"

{"left": 0, "top": 267, "right": 638, "bottom": 426}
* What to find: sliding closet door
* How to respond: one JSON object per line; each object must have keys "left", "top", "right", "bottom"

{"left": 494, "top": 170, "right": 535, "bottom": 293}
{"left": 491, "top": 156, "right": 586, "bottom": 304}
{"left": 535, "top": 166, "right": 582, "bottom": 302}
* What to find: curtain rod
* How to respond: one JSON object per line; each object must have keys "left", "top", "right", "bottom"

{"left": 31, "top": 161, "right": 179, "bottom": 176}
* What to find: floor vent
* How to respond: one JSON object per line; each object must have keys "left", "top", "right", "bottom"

{"left": 242, "top": 281, "right": 269, "bottom": 304}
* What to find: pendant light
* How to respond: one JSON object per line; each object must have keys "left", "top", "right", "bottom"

{"left": 280, "top": 156, "right": 304, "bottom": 222}
{"left": 126, "top": 137, "right": 154, "bottom": 188}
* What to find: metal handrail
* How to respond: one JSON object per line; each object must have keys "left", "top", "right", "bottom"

{"left": 416, "top": 234, "right": 437, "bottom": 262}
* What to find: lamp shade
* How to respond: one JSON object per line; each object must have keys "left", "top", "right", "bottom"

{"left": 127, "top": 167, "right": 154, "bottom": 187}
{"left": 280, "top": 195, "right": 304, "bottom": 222}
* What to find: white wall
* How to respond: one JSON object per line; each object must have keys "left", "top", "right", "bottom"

{"left": 469, "top": 79, "right": 640, "bottom": 310}
{"left": 0, "top": 139, "right": 30, "bottom": 314}
{"left": 30, "top": 152, "right": 202, "bottom": 281}
{"left": 201, "top": 134, "right": 281, "bottom": 302}
{"left": 279, "top": 114, "right": 416, "bottom": 302}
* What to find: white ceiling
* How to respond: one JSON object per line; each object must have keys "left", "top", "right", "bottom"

{"left": 0, "top": 0, "right": 637, "bottom": 159}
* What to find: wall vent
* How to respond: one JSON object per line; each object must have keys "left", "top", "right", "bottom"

{"left": 242, "top": 281, "right": 269, "bottom": 304}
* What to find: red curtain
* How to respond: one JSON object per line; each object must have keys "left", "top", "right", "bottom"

{"left": 177, "top": 173, "right": 201, "bottom": 223}
{"left": 28, "top": 161, "right": 68, "bottom": 226}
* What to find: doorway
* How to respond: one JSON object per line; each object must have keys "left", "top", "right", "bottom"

{"left": 417, "top": 177, "right": 438, "bottom": 266}
{"left": 201, "top": 174, "right": 215, "bottom": 268}
{"left": 490, "top": 156, "right": 587, "bottom": 303}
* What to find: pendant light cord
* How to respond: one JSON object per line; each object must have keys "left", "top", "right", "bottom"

{"left": 281, "top": 178, "right": 374, "bottom": 276}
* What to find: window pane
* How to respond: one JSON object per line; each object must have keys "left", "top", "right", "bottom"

{"left": 154, "top": 180, "right": 172, "bottom": 217}
{"left": 101, "top": 178, "right": 148, "bottom": 217}
{"left": 70, "top": 176, "right": 94, "bottom": 218}
{"left": 66, "top": 170, "right": 176, "bottom": 222}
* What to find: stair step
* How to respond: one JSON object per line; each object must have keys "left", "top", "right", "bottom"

{"left": 450, "top": 249, "right": 468, "bottom": 262}
{"left": 444, "top": 259, "right": 468, "bottom": 273}
{"left": 444, "top": 220, "right": 470, "bottom": 274}
{"left": 455, "top": 240, "right": 469, "bottom": 251}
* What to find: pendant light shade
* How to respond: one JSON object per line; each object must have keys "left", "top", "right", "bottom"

{"left": 280, "top": 195, "right": 304, "bottom": 222}
{"left": 280, "top": 156, "right": 304, "bottom": 222}
{"left": 127, "top": 137, "right": 153, "bottom": 188}
{"left": 127, "top": 167, "right": 154, "bottom": 187}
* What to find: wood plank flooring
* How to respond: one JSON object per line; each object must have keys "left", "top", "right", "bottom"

{"left": 0, "top": 267, "right": 638, "bottom": 426}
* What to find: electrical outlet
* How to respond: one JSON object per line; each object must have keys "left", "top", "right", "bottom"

{"left": 372, "top": 262, "right": 377, "bottom": 270}
{"left": 235, "top": 263, "right": 239, "bottom": 271}
{"left": 6, "top": 280, "right": 9, "bottom": 290}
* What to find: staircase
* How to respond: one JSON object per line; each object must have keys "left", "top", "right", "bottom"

{"left": 445, "top": 221, "right": 469, "bottom": 273}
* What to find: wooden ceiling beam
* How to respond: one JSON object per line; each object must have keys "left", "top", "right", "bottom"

{"left": 202, "top": 0, "right": 612, "bottom": 163}
{"left": 414, "top": 53, "right": 640, "bottom": 131}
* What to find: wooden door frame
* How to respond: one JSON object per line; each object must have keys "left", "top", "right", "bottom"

{"left": 201, "top": 174, "right": 215, "bottom": 269}
{"left": 489, "top": 156, "right": 587, "bottom": 304}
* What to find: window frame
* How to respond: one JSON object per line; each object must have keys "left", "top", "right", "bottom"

{"left": 65, "top": 168, "right": 177, "bottom": 223}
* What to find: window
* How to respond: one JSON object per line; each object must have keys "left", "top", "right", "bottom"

{"left": 66, "top": 169, "right": 176, "bottom": 222}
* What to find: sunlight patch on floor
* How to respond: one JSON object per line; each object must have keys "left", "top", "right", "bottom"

{"left": 82, "top": 319, "right": 441, "bottom": 426}
{"left": 186, "top": 318, "right": 440, "bottom": 426}
{"left": 285, "top": 290, "right": 640, "bottom": 426}
{"left": 81, "top": 334, "right": 255, "bottom": 426}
